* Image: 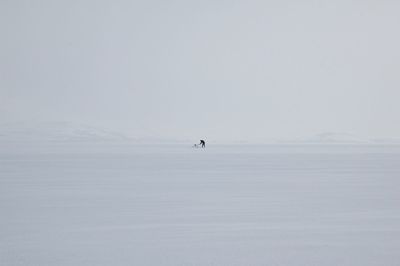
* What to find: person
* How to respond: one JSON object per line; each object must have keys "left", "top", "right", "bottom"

{"left": 199, "top": 139, "right": 205, "bottom": 148}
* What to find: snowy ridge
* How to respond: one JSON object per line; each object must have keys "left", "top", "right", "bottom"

{"left": 302, "top": 132, "right": 371, "bottom": 144}
{"left": 1, "top": 124, "right": 400, "bottom": 145}
{"left": 0, "top": 122, "right": 132, "bottom": 142}
{"left": 278, "top": 132, "right": 400, "bottom": 145}
{"left": 0, "top": 121, "right": 189, "bottom": 144}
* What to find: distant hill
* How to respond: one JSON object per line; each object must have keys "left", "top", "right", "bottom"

{"left": 278, "top": 132, "right": 400, "bottom": 145}
{"left": 303, "top": 132, "right": 370, "bottom": 144}
{"left": 0, "top": 122, "right": 132, "bottom": 142}
{"left": 0, "top": 121, "right": 190, "bottom": 144}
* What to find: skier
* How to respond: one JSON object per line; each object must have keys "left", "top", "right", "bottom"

{"left": 199, "top": 139, "right": 205, "bottom": 148}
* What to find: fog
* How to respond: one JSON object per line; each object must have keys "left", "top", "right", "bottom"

{"left": 1, "top": 0, "right": 400, "bottom": 141}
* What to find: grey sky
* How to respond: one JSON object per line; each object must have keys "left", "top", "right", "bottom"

{"left": 1, "top": 0, "right": 400, "bottom": 141}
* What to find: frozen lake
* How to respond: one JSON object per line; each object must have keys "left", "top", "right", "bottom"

{"left": 1, "top": 144, "right": 400, "bottom": 265}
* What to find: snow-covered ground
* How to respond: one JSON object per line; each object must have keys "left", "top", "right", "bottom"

{"left": 1, "top": 143, "right": 400, "bottom": 266}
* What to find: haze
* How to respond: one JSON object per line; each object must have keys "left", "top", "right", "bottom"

{"left": 1, "top": 0, "right": 400, "bottom": 142}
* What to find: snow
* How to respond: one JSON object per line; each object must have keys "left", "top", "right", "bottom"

{"left": 0, "top": 122, "right": 188, "bottom": 144}
{"left": 280, "top": 132, "right": 372, "bottom": 144}
{"left": 0, "top": 122, "right": 131, "bottom": 142}
{"left": 1, "top": 143, "right": 400, "bottom": 265}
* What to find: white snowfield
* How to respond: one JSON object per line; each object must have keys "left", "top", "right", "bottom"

{"left": 1, "top": 143, "right": 400, "bottom": 266}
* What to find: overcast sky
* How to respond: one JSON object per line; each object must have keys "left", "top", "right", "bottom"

{"left": 1, "top": 0, "right": 400, "bottom": 141}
